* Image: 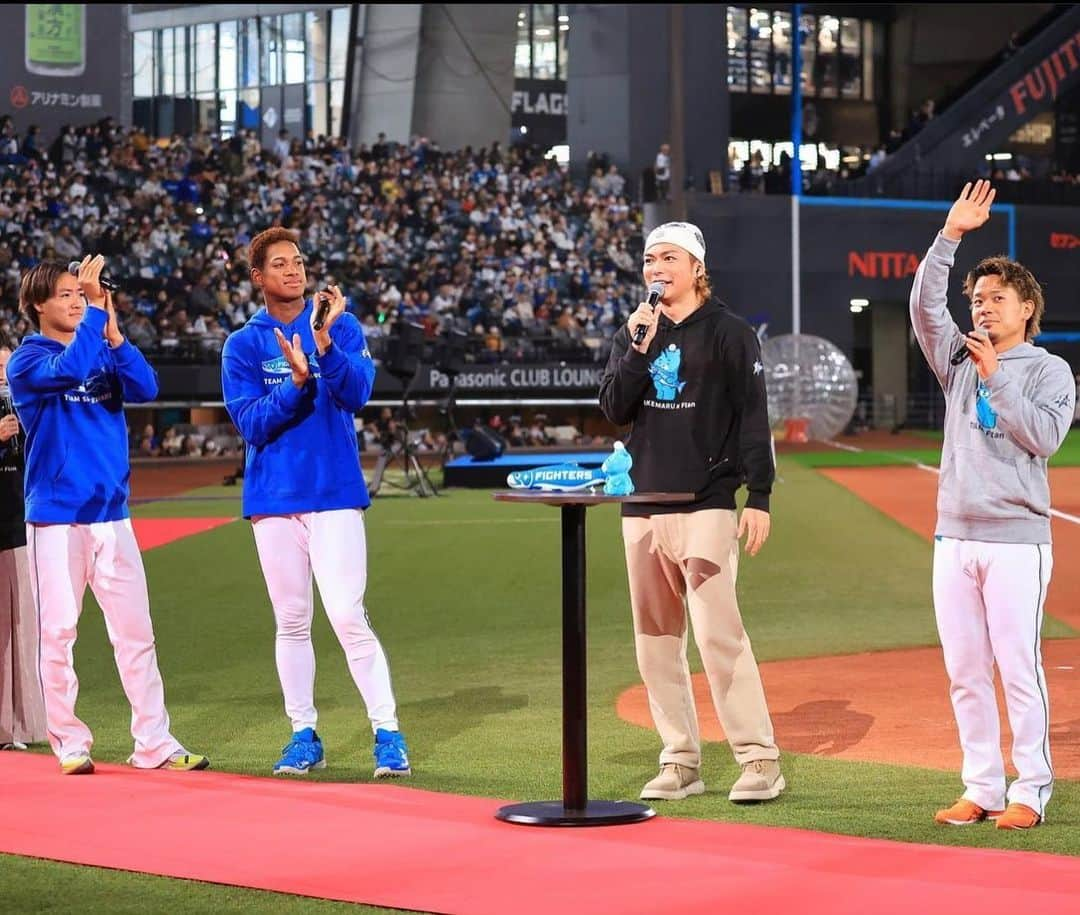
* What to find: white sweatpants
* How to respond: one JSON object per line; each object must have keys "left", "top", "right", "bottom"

{"left": 26, "top": 520, "right": 185, "bottom": 767}
{"left": 251, "top": 509, "right": 398, "bottom": 735}
{"left": 933, "top": 537, "right": 1053, "bottom": 815}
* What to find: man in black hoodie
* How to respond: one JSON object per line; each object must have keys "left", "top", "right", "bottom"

{"left": 599, "top": 221, "right": 783, "bottom": 804}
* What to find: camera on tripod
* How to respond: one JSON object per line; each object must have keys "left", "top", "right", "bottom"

{"left": 368, "top": 322, "right": 438, "bottom": 497}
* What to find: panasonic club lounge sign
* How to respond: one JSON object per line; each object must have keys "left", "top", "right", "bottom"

{"left": 380, "top": 364, "right": 605, "bottom": 393}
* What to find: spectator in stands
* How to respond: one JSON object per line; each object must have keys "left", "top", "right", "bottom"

{"left": 0, "top": 118, "right": 643, "bottom": 370}
{"left": 527, "top": 413, "right": 554, "bottom": 446}
{"left": 137, "top": 424, "right": 160, "bottom": 457}
{"left": 655, "top": 143, "right": 671, "bottom": 201}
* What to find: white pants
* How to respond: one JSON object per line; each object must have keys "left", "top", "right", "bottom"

{"left": 933, "top": 537, "right": 1053, "bottom": 814}
{"left": 26, "top": 520, "right": 184, "bottom": 767}
{"left": 252, "top": 509, "right": 398, "bottom": 735}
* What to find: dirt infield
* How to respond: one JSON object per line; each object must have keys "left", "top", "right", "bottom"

{"left": 820, "top": 465, "right": 1080, "bottom": 630}
{"left": 616, "top": 640, "right": 1080, "bottom": 777}
{"left": 617, "top": 462, "right": 1080, "bottom": 777}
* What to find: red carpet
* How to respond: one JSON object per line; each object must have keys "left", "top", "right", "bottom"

{"left": 130, "top": 517, "right": 236, "bottom": 551}
{"left": 3, "top": 755, "right": 1080, "bottom": 914}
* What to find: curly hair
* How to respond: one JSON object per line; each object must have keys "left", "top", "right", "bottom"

{"left": 249, "top": 227, "right": 301, "bottom": 271}
{"left": 962, "top": 255, "right": 1045, "bottom": 341}
{"left": 18, "top": 260, "right": 71, "bottom": 330}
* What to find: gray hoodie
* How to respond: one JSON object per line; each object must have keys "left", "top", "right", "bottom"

{"left": 910, "top": 233, "right": 1075, "bottom": 544}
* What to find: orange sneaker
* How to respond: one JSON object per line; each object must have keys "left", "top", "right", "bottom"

{"left": 995, "top": 803, "right": 1041, "bottom": 830}
{"left": 934, "top": 799, "right": 1004, "bottom": 826}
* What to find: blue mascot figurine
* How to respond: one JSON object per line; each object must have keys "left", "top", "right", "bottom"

{"left": 602, "top": 441, "right": 635, "bottom": 496}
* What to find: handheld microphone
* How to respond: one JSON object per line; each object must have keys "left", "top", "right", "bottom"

{"left": 0, "top": 386, "right": 19, "bottom": 456}
{"left": 950, "top": 326, "right": 990, "bottom": 366}
{"left": 68, "top": 261, "right": 121, "bottom": 293}
{"left": 313, "top": 293, "right": 332, "bottom": 331}
{"left": 632, "top": 282, "right": 666, "bottom": 346}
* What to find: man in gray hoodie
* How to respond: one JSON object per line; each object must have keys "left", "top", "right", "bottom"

{"left": 910, "top": 179, "right": 1074, "bottom": 830}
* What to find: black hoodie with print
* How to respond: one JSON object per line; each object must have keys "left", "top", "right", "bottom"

{"left": 599, "top": 298, "right": 774, "bottom": 517}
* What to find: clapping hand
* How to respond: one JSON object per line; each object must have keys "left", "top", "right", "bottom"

{"left": 103, "top": 290, "right": 124, "bottom": 347}
{"left": 273, "top": 328, "right": 310, "bottom": 388}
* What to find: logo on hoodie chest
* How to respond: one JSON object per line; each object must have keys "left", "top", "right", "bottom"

{"left": 261, "top": 353, "right": 321, "bottom": 384}
{"left": 644, "top": 343, "right": 697, "bottom": 410}
{"left": 971, "top": 379, "right": 1005, "bottom": 439}
{"left": 64, "top": 370, "right": 113, "bottom": 405}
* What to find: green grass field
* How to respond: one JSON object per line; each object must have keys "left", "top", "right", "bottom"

{"left": 5, "top": 457, "right": 1079, "bottom": 912}
{"left": 787, "top": 427, "right": 1080, "bottom": 468}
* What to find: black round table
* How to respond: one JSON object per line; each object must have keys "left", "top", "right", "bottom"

{"left": 492, "top": 490, "right": 695, "bottom": 826}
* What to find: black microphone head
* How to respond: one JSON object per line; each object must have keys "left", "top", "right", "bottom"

{"left": 647, "top": 281, "right": 665, "bottom": 305}
{"left": 68, "top": 260, "right": 118, "bottom": 292}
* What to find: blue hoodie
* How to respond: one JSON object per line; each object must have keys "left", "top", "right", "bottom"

{"left": 6, "top": 307, "right": 158, "bottom": 524}
{"left": 221, "top": 301, "right": 376, "bottom": 518}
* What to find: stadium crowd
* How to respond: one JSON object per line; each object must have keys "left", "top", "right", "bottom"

{"left": 0, "top": 115, "right": 645, "bottom": 365}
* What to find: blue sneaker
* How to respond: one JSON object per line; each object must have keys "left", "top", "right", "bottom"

{"left": 373, "top": 728, "right": 411, "bottom": 778}
{"left": 272, "top": 727, "right": 326, "bottom": 775}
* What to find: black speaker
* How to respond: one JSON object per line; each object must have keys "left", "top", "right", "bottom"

{"left": 466, "top": 427, "right": 505, "bottom": 461}
{"left": 384, "top": 321, "right": 425, "bottom": 381}
{"left": 434, "top": 328, "right": 468, "bottom": 376}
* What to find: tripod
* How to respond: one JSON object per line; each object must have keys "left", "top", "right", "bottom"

{"left": 368, "top": 384, "right": 440, "bottom": 498}
{"left": 437, "top": 371, "right": 461, "bottom": 470}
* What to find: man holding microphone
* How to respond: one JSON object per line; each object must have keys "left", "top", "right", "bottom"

{"left": 221, "top": 227, "right": 410, "bottom": 778}
{"left": 599, "top": 222, "right": 783, "bottom": 804}
{"left": 910, "top": 181, "right": 1073, "bottom": 829}
{"left": 6, "top": 255, "right": 208, "bottom": 775}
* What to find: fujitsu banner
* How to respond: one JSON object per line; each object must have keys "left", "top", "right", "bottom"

{"left": 3, "top": 5, "right": 126, "bottom": 138}
{"left": 373, "top": 363, "right": 606, "bottom": 395}
{"left": 943, "top": 7, "right": 1080, "bottom": 168}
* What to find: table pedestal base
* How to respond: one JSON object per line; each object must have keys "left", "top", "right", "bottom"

{"left": 495, "top": 800, "right": 655, "bottom": 827}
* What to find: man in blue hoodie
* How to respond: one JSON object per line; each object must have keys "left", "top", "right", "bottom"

{"left": 6, "top": 255, "right": 209, "bottom": 775}
{"left": 221, "top": 227, "right": 410, "bottom": 778}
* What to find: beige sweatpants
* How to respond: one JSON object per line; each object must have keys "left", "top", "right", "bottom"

{"left": 622, "top": 509, "right": 778, "bottom": 770}
{"left": 0, "top": 545, "right": 47, "bottom": 745}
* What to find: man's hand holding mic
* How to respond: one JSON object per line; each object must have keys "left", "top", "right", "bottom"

{"left": 628, "top": 282, "right": 665, "bottom": 354}
{"left": 0, "top": 414, "right": 19, "bottom": 448}
{"left": 311, "top": 284, "right": 346, "bottom": 355}
{"left": 962, "top": 327, "right": 998, "bottom": 380}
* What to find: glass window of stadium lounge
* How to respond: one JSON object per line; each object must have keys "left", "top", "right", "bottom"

{"left": 131, "top": 8, "right": 350, "bottom": 139}
{"left": 727, "top": 5, "right": 883, "bottom": 188}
